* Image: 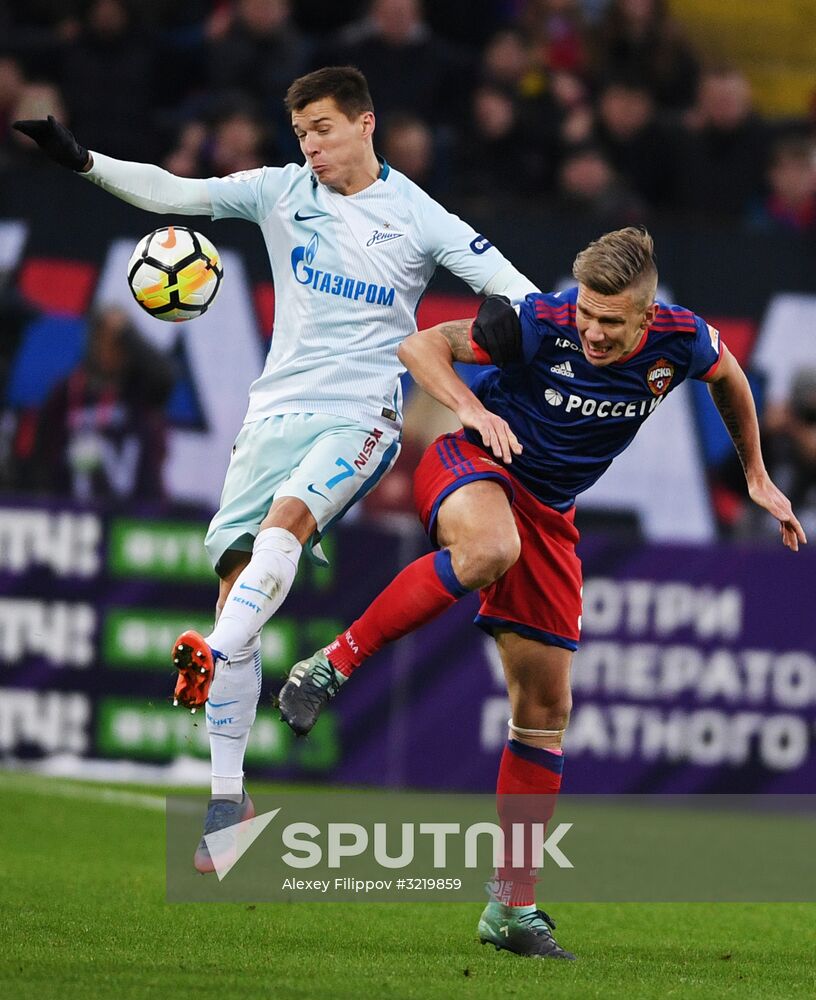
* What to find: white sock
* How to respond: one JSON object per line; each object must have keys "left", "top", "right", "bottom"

{"left": 206, "top": 527, "right": 301, "bottom": 660}
{"left": 207, "top": 633, "right": 262, "bottom": 797}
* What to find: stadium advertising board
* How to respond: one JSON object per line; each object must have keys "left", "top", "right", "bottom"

{"left": 0, "top": 498, "right": 813, "bottom": 793}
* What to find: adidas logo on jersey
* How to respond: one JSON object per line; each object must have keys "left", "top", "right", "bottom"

{"left": 550, "top": 361, "right": 575, "bottom": 378}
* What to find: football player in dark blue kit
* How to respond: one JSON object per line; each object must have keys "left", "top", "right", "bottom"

{"left": 278, "top": 227, "right": 806, "bottom": 959}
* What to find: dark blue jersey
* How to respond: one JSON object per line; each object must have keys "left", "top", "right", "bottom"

{"left": 465, "top": 286, "right": 722, "bottom": 510}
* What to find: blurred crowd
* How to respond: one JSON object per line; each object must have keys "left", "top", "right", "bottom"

{"left": 1, "top": 0, "right": 815, "bottom": 530}
{"left": 715, "top": 368, "right": 816, "bottom": 545}
{"left": 0, "top": 299, "right": 174, "bottom": 503}
{"left": 2, "top": 0, "right": 816, "bottom": 229}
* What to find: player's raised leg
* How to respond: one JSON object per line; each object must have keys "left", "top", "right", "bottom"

{"left": 171, "top": 418, "right": 315, "bottom": 715}
{"left": 180, "top": 511, "right": 308, "bottom": 873}
{"left": 278, "top": 448, "right": 519, "bottom": 735}
{"left": 204, "top": 497, "right": 310, "bottom": 658}
{"left": 172, "top": 496, "right": 310, "bottom": 714}
{"left": 178, "top": 416, "right": 401, "bottom": 868}
{"left": 192, "top": 415, "right": 400, "bottom": 693}
{"left": 171, "top": 453, "right": 311, "bottom": 871}
{"left": 185, "top": 539, "right": 305, "bottom": 873}
{"left": 478, "top": 630, "right": 575, "bottom": 959}
{"left": 173, "top": 413, "right": 397, "bottom": 714}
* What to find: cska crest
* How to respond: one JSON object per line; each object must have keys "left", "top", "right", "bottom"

{"left": 646, "top": 357, "right": 675, "bottom": 396}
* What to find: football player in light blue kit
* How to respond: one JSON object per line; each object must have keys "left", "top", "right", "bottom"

{"left": 15, "top": 66, "right": 539, "bottom": 869}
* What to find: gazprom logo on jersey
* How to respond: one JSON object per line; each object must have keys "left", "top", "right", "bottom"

{"left": 291, "top": 233, "right": 395, "bottom": 307}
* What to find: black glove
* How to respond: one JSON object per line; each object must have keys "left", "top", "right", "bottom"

{"left": 472, "top": 295, "right": 523, "bottom": 366}
{"left": 12, "top": 115, "right": 90, "bottom": 171}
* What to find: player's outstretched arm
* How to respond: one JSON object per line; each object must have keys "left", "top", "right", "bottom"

{"left": 13, "top": 116, "right": 211, "bottom": 216}
{"left": 398, "top": 320, "right": 522, "bottom": 464}
{"left": 13, "top": 115, "right": 91, "bottom": 170}
{"left": 706, "top": 345, "right": 807, "bottom": 551}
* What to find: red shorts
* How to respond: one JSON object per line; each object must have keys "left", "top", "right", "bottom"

{"left": 413, "top": 432, "right": 582, "bottom": 649}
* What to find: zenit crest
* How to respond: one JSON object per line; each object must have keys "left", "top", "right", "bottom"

{"left": 646, "top": 358, "right": 675, "bottom": 397}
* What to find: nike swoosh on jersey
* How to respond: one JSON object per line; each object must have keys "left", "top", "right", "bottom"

{"left": 207, "top": 699, "right": 240, "bottom": 709}
{"left": 294, "top": 210, "right": 329, "bottom": 221}
{"left": 307, "top": 483, "right": 329, "bottom": 501}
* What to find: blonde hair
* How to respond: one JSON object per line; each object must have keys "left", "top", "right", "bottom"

{"left": 573, "top": 227, "right": 658, "bottom": 305}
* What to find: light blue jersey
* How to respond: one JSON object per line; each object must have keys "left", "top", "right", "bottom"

{"left": 207, "top": 161, "right": 514, "bottom": 428}
{"left": 82, "top": 148, "right": 533, "bottom": 562}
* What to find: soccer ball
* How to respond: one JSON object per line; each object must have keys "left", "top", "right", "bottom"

{"left": 127, "top": 226, "right": 223, "bottom": 322}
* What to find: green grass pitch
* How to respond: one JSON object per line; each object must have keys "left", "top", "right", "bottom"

{"left": 2, "top": 774, "right": 814, "bottom": 1000}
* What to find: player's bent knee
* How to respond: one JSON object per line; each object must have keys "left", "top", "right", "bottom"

{"left": 452, "top": 531, "right": 520, "bottom": 588}
{"left": 482, "top": 530, "right": 521, "bottom": 581}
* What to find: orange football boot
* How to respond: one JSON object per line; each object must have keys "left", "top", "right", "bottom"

{"left": 172, "top": 629, "right": 219, "bottom": 712}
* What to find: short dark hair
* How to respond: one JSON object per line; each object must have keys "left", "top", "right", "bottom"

{"left": 285, "top": 66, "right": 374, "bottom": 120}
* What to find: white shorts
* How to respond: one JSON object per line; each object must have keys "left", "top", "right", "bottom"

{"left": 204, "top": 412, "right": 401, "bottom": 570}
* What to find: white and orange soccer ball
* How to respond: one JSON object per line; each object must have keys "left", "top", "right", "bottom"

{"left": 127, "top": 225, "right": 223, "bottom": 322}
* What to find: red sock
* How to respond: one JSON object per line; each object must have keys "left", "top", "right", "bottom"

{"left": 493, "top": 740, "right": 564, "bottom": 906}
{"left": 325, "top": 549, "right": 469, "bottom": 676}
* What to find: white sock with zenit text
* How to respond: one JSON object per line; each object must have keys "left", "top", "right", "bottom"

{"left": 207, "top": 633, "right": 262, "bottom": 798}
{"left": 205, "top": 527, "right": 301, "bottom": 660}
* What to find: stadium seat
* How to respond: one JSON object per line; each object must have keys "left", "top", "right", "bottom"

{"left": 671, "top": 0, "right": 815, "bottom": 116}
